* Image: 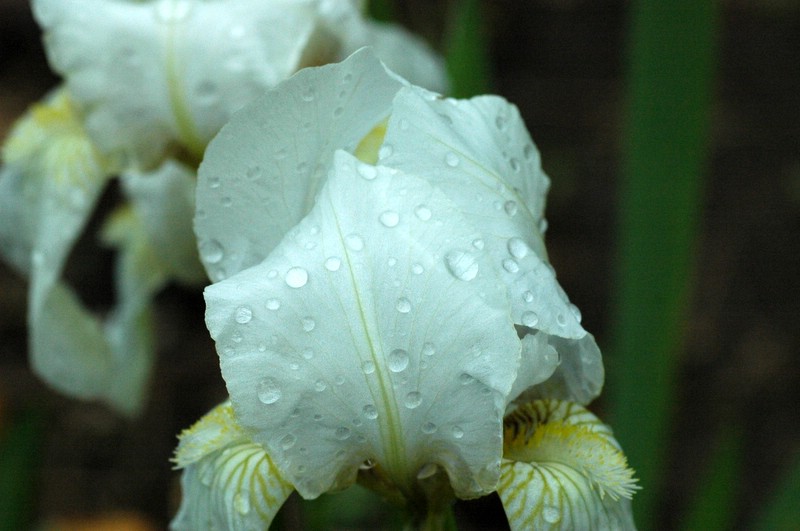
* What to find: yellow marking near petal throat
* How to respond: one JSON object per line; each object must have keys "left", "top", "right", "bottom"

{"left": 354, "top": 118, "right": 388, "bottom": 164}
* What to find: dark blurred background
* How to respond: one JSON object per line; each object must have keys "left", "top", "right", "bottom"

{"left": 1, "top": 0, "right": 798, "bottom": 529}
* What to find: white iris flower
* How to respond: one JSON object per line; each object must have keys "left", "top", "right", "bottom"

{"left": 173, "top": 50, "right": 637, "bottom": 530}
{"left": 0, "top": 0, "right": 445, "bottom": 415}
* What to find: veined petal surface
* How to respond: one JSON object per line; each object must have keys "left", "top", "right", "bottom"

{"left": 380, "top": 87, "right": 604, "bottom": 404}
{"left": 206, "top": 150, "right": 520, "bottom": 500}
{"left": 172, "top": 401, "right": 294, "bottom": 530}
{"left": 498, "top": 400, "right": 637, "bottom": 530}
{"left": 195, "top": 49, "right": 403, "bottom": 282}
{"left": 33, "top": 0, "right": 331, "bottom": 163}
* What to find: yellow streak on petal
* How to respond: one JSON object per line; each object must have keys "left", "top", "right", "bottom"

{"left": 497, "top": 400, "right": 639, "bottom": 531}
{"left": 353, "top": 118, "right": 388, "bottom": 164}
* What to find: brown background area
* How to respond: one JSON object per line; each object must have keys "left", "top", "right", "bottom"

{"left": 1, "top": 1, "right": 798, "bottom": 529}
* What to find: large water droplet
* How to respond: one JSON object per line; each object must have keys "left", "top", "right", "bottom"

{"left": 257, "top": 378, "right": 281, "bottom": 404}
{"left": 362, "top": 404, "right": 378, "bottom": 419}
{"left": 234, "top": 306, "right": 253, "bottom": 324}
{"left": 345, "top": 233, "right": 364, "bottom": 251}
{"left": 379, "top": 210, "right": 399, "bottom": 228}
{"left": 414, "top": 205, "right": 432, "bottom": 221}
{"left": 507, "top": 237, "right": 529, "bottom": 259}
{"left": 388, "top": 349, "right": 409, "bottom": 372}
{"left": 521, "top": 311, "right": 539, "bottom": 327}
{"left": 404, "top": 391, "right": 422, "bottom": 409}
{"left": 445, "top": 250, "right": 479, "bottom": 281}
{"left": 199, "top": 239, "right": 224, "bottom": 264}
{"left": 285, "top": 267, "right": 309, "bottom": 288}
{"left": 395, "top": 297, "right": 412, "bottom": 314}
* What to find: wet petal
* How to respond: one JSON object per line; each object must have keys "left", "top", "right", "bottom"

{"left": 498, "top": 400, "right": 637, "bottom": 530}
{"left": 172, "top": 401, "right": 294, "bottom": 530}
{"left": 33, "top": 0, "right": 332, "bottom": 163}
{"left": 381, "top": 87, "right": 603, "bottom": 403}
{"left": 206, "top": 151, "right": 519, "bottom": 500}
{"left": 195, "top": 48, "right": 403, "bottom": 282}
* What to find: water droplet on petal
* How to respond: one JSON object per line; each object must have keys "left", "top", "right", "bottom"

{"left": 285, "top": 267, "right": 308, "bottom": 288}
{"left": 543, "top": 505, "right": 561, "bottom": 524}
{"left": 452, "top": 426, "right": 465, "bottom": 439}
{"left": 414, "top": 205, "right": 432, "bottom": 221}
{"left": 208, "top": 176, "right": 220, "bottom": 188}
{"left": 472, "top": 238, "right": 485, "bottom": 250}
{"left": 301, "top": 86, "right": 315, "bottom": 102}
{"left": 556, "top": 313, "right": 567, "bottom": 327}
{"left": 324, "top": 256, "right": 341, "bottom": 271}
{"left": 274, "top": 147, "right": 287, "bottom": 160}
{"left": 361, "top": 360, "right": 376, "bottom": 374}
{"left": 522, "top": 291, "right": 534, "bottom": 303}
{"left": 335, "top": 427, "right": 351, "bottom": 440}
{"left": 257, "top": 378, "right": 281, "bottom": 404}
{"left": 378, "top": 144, "right": 393, "bottom": 159}
{"left": 379, "top": 210, "right": 399, "bottom": 227}
{"left": 504, "top": 200, "right": 518, "bottom": 216}
{"left": 422, "top": 342, "right": 436, "bottom": 356}
{"left": 395, "top": 297, "right": 412, "bottom": 313}
{"left": 509, "top": 158, "right": 521, "bottom": 173}
{"left": 495, "top": 115, "right": 507, "bottom": 130}
{"left": 445, "top": 152, "right": 460, "bottom": 167}
{"left": 233, "top": 492, "right": 250, "bottom": 515}
{"left": 524, "top": 143, "right": 536, "bottom": 161}
{"left": 422, "top": 422, "right": 438, "bottom": 434}
{"left": 507, "top": 237, "right": 529, "bottom": 259}
{"left": 459, "top": 373, "right": 474, "bottom": 385}
{"left": 266, "top": 298, "right": 281, "bottom": 311}
{"left": 221, "top": 196, "right": 232, "bottom": 207}
{"left": 404, "top": 391, "right": 422, "bottom": 409}
{"left": 411, "top": 263, "right": 424, "bottom": 275}
{"left": 234, "top": 306, "right": 253, "bottom": 324}
{"left": 345, "top": 233, "right": 364, "bottom": 251}
{"left": 314, "top": 379, "right": 327, "bottom": 392}
{"left": 521, "top": 311, "right": 539, "bottom": 327}
{"left": 388, "top": 349, "right": 409, "bottom": 372}
{"left": 362, "top": 404, "right": 378, "bottom": 419}
{"left": 445, "top": 250, "right": 479, "bottom": 281}
{"left": 333, "top": 106, "right": 344, "bottom": 117}
{"left": 302, "top": 317, "right": 316, "bottom": 332}
{"left": 357, "top": 163, "right": 377, "bottom": 180}
{"left": 199, "top": 239, "right": 224, "bottom": 264}
{"left": 502, "top": 258, "right": 520, "bottom": 273}
{"left": 280, "top": 433, "right": 297, "bottom": 450}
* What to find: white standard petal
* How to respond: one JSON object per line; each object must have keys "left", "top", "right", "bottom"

{"left": 121, "top": 159, "right": 205, "bottom": 285}
{"left": 172, "top": 401, "right": 294, "bottom": 530}
{"left": 206, "top": 151, "right": 520, "bottom": 500}
{"left": 33, "top": 0, "right": 333, "bottom": 164}
{"left": 195, "top": 48, "right": 403, "bottom": 282}
{"left": 380, "top": 87, "right": 604, "bottom": 403}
